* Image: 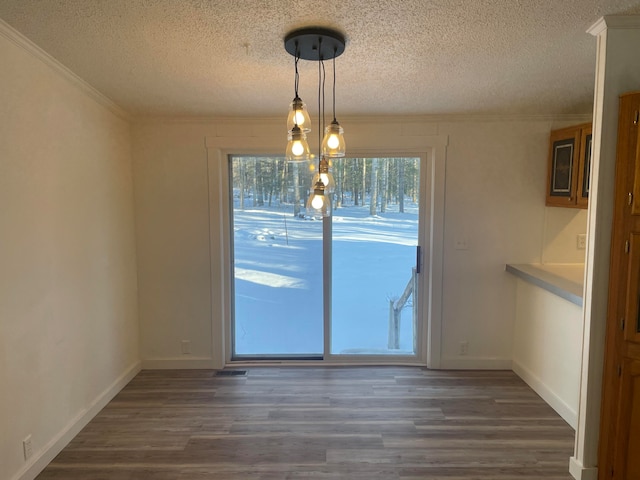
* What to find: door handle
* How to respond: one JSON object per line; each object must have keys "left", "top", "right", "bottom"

{"left": 416, "top": 246, "right": 421, "bottom": 274}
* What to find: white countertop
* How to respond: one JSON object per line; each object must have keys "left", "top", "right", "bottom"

{"left": 506, "top": 263, "right": 585, "bottom": 306}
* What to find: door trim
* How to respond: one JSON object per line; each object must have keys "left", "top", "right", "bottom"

{"left": 206, "top": 129, "right": 448, "bottom": 369}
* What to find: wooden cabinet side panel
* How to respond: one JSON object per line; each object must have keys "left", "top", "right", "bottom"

{"left": 631, "top": 124, "right": 640, "bottom": 217}
{"left": 623, "top": 363, "right": 640, "bottom": 479}
{"left": 599, "top": 92, "right": 640, "bottom": 480}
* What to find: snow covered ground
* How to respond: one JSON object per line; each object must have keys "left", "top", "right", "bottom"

{"left": 232, "top": 201, "right": 419, "bottom": 357}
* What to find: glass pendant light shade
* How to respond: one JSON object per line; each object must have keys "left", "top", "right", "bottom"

{"left": 312, "top": 156, "right": 335, "bottom": 193}
{"left": 287, "top": 96, "right": 311, "bottom": 133}
{"left": 286, "top": 125, "right": 310, "bottom": 162}
{"left": 311, "top": 171, "right": 335, "bottom": 194}
{"left": 321, "top": 119, "right": 346, "bottom": 158}
{"left": 306, "top": 181, "right": 332, "bottom": 218}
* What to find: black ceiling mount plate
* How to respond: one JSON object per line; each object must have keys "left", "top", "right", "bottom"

{"left": 284, "top": 27, "right": 346, "bottom": 61}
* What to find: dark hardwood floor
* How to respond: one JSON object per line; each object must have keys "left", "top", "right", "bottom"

{"left": 36, "top": 367, "right": 575, "bottom": 479}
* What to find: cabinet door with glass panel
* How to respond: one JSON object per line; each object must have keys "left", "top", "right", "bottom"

{"left": 546, "top": 123, "right": 592, "bottom": 209}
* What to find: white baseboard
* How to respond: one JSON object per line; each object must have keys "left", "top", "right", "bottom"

{"left": 141, "top": 356, "right": 216, "bottom": 369}
{"left": 569, "top": 456, "right": 598, "bottom": 480}
{"left": 439, "top": 356, "right": 512, "bottom": 370}
{"left": 512, "top": 360, "right": 577, "bottom": 429}
{"left": 13, "top": 360, "right": 141, "bottom": 480}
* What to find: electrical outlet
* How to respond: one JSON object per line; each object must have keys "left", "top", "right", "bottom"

{"left": 577, "top": 234, "right": 587, "bottom": 250}
{"left": 181, "top": 340, "right": 191, "bottom": 355}
{"left": 454, "top": 235, "right": 468, "bottom": 250}
{"left": 459, "top": 341, "right": 469, "bottom": 356}
{"left": 23, "top": 435, "right": 33, "bottom": 460}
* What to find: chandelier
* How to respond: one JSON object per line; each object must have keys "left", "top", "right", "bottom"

{"left": 284, "top": 27, "right": 346, "bottom": 217}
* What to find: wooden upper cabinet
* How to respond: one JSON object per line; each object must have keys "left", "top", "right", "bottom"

{"left": 546, "top": 122, "right": 593, "bottom": 208}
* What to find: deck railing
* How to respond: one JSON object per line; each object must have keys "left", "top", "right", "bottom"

{"left": 388, "top": 267, "right": 417, "bottom": 350}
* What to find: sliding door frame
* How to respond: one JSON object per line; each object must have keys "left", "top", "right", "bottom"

{"left": 206, "top": 127, "right": 447, "bottom": 369}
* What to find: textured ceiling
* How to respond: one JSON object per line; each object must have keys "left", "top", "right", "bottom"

{"left": 2, "top": 0, "right": 640, "bottom": 117}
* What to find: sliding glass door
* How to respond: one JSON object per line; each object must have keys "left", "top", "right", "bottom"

{"left": 330, "top": 157, "right": 420, "bottom": 355}
{"left": 229, "top": 155, "right": 422, "bottom": 360}
{"left": 230, "top": 156, "right": 322, "bottom": 357}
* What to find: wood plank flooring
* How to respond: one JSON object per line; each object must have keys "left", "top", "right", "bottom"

{"left": 36, "top": 367, "right": 575, "bottom": 479}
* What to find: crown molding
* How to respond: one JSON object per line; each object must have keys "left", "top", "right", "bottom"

{"left": 133, "top": 112, "right": 593, "bottom": 126}
{"left": 0, "top": 18, "right": 130, "bottom": 121}
{"left": 588, "top": 15, "right": 640, "bottom": 36}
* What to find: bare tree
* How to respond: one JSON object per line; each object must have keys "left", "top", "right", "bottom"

{"left": 361, "top": 158, "right": 367, "bottom": 207}
{"left": 279, "top": 160, "right": 287, "bottom": 204}
{"left": 398, "top": 158, "right": 405, "bottom": 213}
{"left": 369, "top": 158, "right": 379, "bottom": 215}
{"left": 413, "top": 158, "right": 419, "bottom": 203}
{"left": 335, "top": 158, "right": 344, "bottom": 209}
{"left": 292, "top": 162, "right": 301, "bottom": 216}
{"left": 380, "top": 158, "right": 389, "bottom": 213}
{"left": 256, "top": 158, "right": 265, "bottom": 206}
{"left": 350, "top": 159, "right": 359, "bottom": 206}
{"left": 252, "top": 158, "right": 258, "bottom": 207}
{"left": 238, "top": 159, "right": 246, "bottom": 210}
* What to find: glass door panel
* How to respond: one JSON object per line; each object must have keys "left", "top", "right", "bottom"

{"left": 230, "top": 156, "right": 323, "bottom": 357}
{"left": 230, "top": 155, "right": 422, "bottom": 360}
{"left": 330, "top": 157, "right": 420, "bottom": 355}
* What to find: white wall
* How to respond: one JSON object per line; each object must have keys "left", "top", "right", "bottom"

{"left": 439, "top": 119, "right": 539, "bottom": 367}
{"left": 132, "top": 115, "right": 589, "bottom": 370}
{"left": 543, "top": 208, "right": 588, "bottom": 264}
{"left": 512, "top": 280, "right": 583, "bottom": 428}
{"left": 437, "top": 119, "right": 588, "bottom": 368}
{"left": 0, "top": 24, "right": 139, "bottom": 480}
{"left": 132, "top": 122, "right": 214, "bottom": 367}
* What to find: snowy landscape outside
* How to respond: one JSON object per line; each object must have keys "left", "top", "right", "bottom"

{"left": 231, "top": 156, "right": 420, "bottom": 357}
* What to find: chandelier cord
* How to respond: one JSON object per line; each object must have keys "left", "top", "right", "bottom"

{"left": 318, "top": 54, "right": 320, "bottom": 157}
{"left": 332, "top": 50, "right": 337, "bottom": 122}
{"left": 294, "top": 50, "right": 300, "bottom": 98}
{"left": 317, "top": 38, "right": 322, "bottom": 160}
{"left": 322, "top": 59, "right": 326, "bottom": 136}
